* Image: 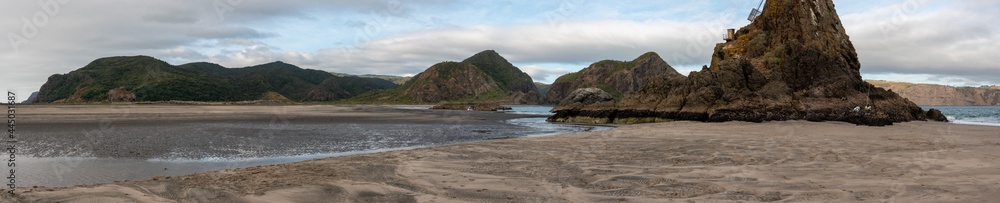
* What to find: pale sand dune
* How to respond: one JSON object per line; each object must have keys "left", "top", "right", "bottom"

{"left": 5, "top": 120, "right": 1000, "bottom": 202}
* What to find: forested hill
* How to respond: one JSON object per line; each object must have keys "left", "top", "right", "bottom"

{"left": 35, "top": 56, "right": 397, "bottom": 103}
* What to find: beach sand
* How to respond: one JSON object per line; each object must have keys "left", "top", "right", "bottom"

{"left": 4, "top": 106, "right": 1000, "bottom": 202}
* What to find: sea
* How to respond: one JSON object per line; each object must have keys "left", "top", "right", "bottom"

{"left": 19, "top": 105, "right": 606, "bottom": 187}
{"left": 923, "top": 106, "right": 1000, "bottom": 127}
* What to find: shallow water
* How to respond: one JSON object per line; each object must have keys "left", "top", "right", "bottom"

{"left": 18, "top": 105, "right": 604, "bottom": 187}
{"left": 923, "top": 106, "right": 1000, "bottom": 127}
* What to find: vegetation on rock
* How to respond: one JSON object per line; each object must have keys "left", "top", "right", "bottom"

{"left": 545, "top": 52, "right": 681, "bottom": 104}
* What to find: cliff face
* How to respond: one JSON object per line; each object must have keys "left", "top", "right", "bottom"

{"left": 545, "top": 52, "right": 682, "bottom": 104}
{"left": 549, "top": 0, "right": 931, "bottom": 126}
{"left": 35, "top": 56, "right": 396, "bottom": 103}
{"left": 869, "top": 80, "right": 1000, "bottom": 106}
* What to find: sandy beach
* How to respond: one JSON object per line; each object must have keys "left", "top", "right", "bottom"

{"left": 3, "top": 105, "right": 999, "bottom": 202}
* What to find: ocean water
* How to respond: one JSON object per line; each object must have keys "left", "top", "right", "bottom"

{"left": 923, "top": 106, "right": 1000, "bottom": 127}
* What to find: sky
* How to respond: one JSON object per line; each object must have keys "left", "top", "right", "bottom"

{"left": 2, "top": 0, "right": 998, "bottom": 99}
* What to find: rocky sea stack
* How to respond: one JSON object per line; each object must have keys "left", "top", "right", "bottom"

{"left": 549, "top": 0, "right": 935, "bottom": 126}
{"left": 545, "top": 52, "right": 681, "bottom": 104}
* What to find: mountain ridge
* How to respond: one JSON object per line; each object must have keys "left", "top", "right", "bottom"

{"left": 868, "top": 80, "right": 1000, "bottom": 106}
{"left": 35, "top": 55, "right": 397, "bottom": 103}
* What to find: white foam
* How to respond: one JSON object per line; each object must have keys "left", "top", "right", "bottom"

{"left": 951, "top": 120, "right": 1000, "bottom": 127}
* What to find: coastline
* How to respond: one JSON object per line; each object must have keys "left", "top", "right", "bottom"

{"left": 4, "top": 114, "right": 999, "bottom": 202}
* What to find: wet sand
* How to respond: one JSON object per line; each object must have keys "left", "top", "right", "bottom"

{"left": 15, "top": 105, "right": 546, "bottom": 159}
{"left": 5, "top": 106, "right": 1000, "bottom": 202}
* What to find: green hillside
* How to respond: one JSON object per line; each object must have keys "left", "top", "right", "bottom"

{"left": 35, "top": 56, "right": 397, "bottom": 103}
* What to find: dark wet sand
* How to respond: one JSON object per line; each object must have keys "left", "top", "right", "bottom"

{"left": 15, "top": 105, "right": 544, "bottom": 159}
{"left": 5, "top": 105, "right": 1000, "bottom": 202}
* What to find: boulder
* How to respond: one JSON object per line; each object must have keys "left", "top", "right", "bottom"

{"left": 926, "top": 109, "right": 949, "bottom": 122}
{"left": 564, "top": 88, "right": 614, "bottom": 105}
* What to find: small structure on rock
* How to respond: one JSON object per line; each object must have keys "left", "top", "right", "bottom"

{"left": 748, "top": 0, "right": 765, "bottom": 22}
{"left": 724, "top": 28, "right": 736, "bottom": 42}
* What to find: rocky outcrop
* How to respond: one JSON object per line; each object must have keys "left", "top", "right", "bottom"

{"left": 563, "top": 88, "right": 614, "bottom": 105}
{"left": 545, "top": 52, "right": 682, "bottom": 104}
{"left": 926, "top": 109, "right": 948, "bottom": 122}
{"left": 107, "top": 87, "right": 136, "bottom": 102}
{"left": 357, "top": 50, "right": 541, "bottom": 104}
{"left": 549, "top": 0, "right": 935, "bottom": 126}
{"left": 869, "top": 80, "right": 1000, "bottom": 106}
{"left": 403, "top": 62, "right": 502, "bottom": 103}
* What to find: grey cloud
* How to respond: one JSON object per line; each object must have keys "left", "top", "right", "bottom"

{"left": 843, "top": 1, "right": 1000, "bottom": 85}
{"left": 142, "top": 10, "right": 199, "bottom": 24}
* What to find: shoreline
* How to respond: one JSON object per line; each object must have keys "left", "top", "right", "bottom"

{"left": 4, "top": 118, "right": 999, "bottom": 202}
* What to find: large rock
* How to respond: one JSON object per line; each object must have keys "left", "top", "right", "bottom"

{"left": 926, "top": 109, "right": 949, "bottom": 122}
{"left": 549, "top": 0, "right": 933, "bottom": 126}
{"left": 545, "top": 52, "right": 681, "bottom": 104}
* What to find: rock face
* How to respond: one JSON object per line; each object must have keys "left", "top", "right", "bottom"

{"left": 35, "top": 56, "right": 396, "bottom": 103}
{"left": 869, "top": 80, "right": 1000, "bottom": 106}
{"left": 549, "top": 0, "right": 932, "bottom": 126}
{"left": 545, "top": 52, "right": 682, "bottom": 104}
{"left": 564, "top": 88, "right": 614, "bottom": 105}
{"left": 107, "top": 87, "right": 136, "bottom": 102}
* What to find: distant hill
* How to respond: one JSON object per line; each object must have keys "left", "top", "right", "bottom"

{"left": 20, "top": 91, "right": 38, "bottom": 104}
{"left": 331, "top": 72, "right": 411, "bottom": 85}
{"left": 534, "top": 82, "right": 550, "bottom": 97}
{"left": 868, "top": 80, "right": 1000, "bottom": 106}
{"left": 349, "top": 50, "right": 541, "bottom": 104}
{"left": 545, "top": 52, "right": 681, "bottom": 104}
{"left": 35, "top": 56, "right": 397, "bottom": 103}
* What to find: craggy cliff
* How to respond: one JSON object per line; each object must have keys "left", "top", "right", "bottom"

{"left": 544, "top": 52, "right": 682, "bottom": 104}
{"left": 869, "top": 80, "right": 1000, "bottom": 106}
{"left": 549, "top": 0, "right": 935, "bottom": 126}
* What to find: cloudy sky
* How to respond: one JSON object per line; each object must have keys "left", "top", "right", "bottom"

{"left": 2, "top": 0, "right": 997, "bottom": 98}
